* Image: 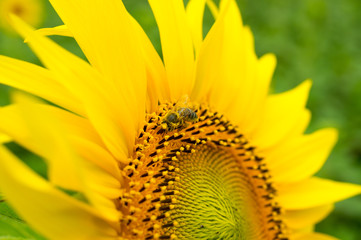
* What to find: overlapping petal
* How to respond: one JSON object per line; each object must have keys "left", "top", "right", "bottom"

{"left": 284, "top": 205, "right": 334, "bottom": 229}
{"left": 0, "top": 98, "right": 83, "bottom": 191}
{"left": 48, "top": 0, "right": 146, "bottom": 130}
{"left": 250, "top": 80, "right": 312, "bottom": 149}
{"left": 0, "top": 55, "right": 84, "bottom": 116}
{"left": 234, "top": 53, "right": 277, "bottom": 134}
{"left": 278, "top": 177, "right": 361, "bottom": 210}
{"left": 32, "top": 22, "right": 168, "bottom": 114}
{"left": 266, "top": 128, "right": 338, "bottom": 183}
{"left": 191, "top": 0, "right": 240, "bottom": 103}
{"left": 11, "top": 15, "right": 134, "bottom": 162}
{"left": 294, "top": 233, "right": 339, "bottom": 240}
{"left": 127, "top": 18, "right": 169, "bottom": 113}
{"left": 149, "top": 0, "right": 195, "bottom": 100}
{"left": 192, "top": 0, "right": 260, "bottom": 120}
{"left": 0, "top": 146, "right": 118, "bottom": 240}
{"left": 186, "top": 0, "right": 206, "bottom": 52}
{"left": 0, "top": 94, "right": 121, "bottom": 221}
{"left": 0, "top": 132, "right": 11, "bottom": 143}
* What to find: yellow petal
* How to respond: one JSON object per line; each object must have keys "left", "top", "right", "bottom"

{"left": 293, "top": 233, "right": 339, "bottom": 240}
{"left": 3, "top": 100, "right": 121, "bottom": 180}
{"left": 192, "top": 0, "right": 257, "bottom": 116}
{"left": 191, "top": 0, "right": 238, "bottom": 101}
{"left": 0, "top": 55, "right": 84, "bottom": 116}
{"left": 0, "top": 146, "right": 117, "bottom": 240}
{"left": 250, "top": 80, "right": 312, "bottom": 149}
{"left": 293, "top": 225, "right": 314, "bottom": 235}
{"left": 12, "top": 102, "right": 120, "bottom": 178}
{"left": 284, "top": 204, "right": 334, "bottom": 229}
{"left": 234, "top": 53, "right": 276, "bottom": 133}
{"left": 149, "top": 0, "right": 195, "bottom": 100}
{"left": 36, "top": 104, "right": 106, "bottom": 148}
{"left": 11, "top": 15, "right": 133, "bottom": 161}
{"left": 76, "top": 157, "right": 122, "bottom": 221}
{"left": 190, "top": 3, "right": 226, "bottom": 102}
{"left": 266, "top": 128, "right": 338, "bottom": 183}
{"left": 218, "top": 25, "right": 257, "bottom": 115}
{"left": 71, "top": 136, "right": 122, "bottom": 181}
{"left": 0, "top": 99, "right": 82, "bottom": 191}
{"left": 287, "top": 108, "right": 312, "bottom": 139}
{"left": 186, "top": 0, "right": 206, "bottom": 52}
{"left": 206, "top": 0, "right": 219, "bottom": 18}
{"left": 47, "top": 0, "right": 146, "bottom": 129}
{"left": 33, "top": 22, "right": 169, "bottom": 114}
{"left": 277, "top": 177, "right": 361, "bottom": 210}
{"left": 0, "top": 132, "right": 11, "bottom": 143}
{"left": 127, "top": 18, "right": 170, "bottom": 113}
{"left": 3, "top": 94, "right": 121, "bottom": 221}
{"left": 34, "top": 24, "right": 72, "bottom": 37}
{"left": 22, "top": 104, "right": 118, "bottom": 177}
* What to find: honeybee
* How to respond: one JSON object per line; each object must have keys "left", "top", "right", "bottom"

{"left": 162, "top": 96, "right": 198, "bottom": 131}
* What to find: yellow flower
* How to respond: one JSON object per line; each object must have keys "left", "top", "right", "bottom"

{"left": 0, "top": 0, "right": 43, "bottom": 33}
{"left": 0, "top": 0, "right": 359, "bottom": 239}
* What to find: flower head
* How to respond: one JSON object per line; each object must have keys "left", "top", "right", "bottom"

{"left": 0, "top": 0, "right": 360, "bottom": 240}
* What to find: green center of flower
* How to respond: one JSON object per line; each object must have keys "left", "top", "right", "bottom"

{"left": 119, "top": 102, "right": 288, "bottom": 240}
{"left": 172, "top": 146, "right": 262, "bottom": 239}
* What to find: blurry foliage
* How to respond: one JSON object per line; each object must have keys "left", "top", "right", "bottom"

{"left": 0, "top": 0, "right": 360, "bottom": 239}
{"left": 0, "top": 193, "right": 45, "bottom": 239}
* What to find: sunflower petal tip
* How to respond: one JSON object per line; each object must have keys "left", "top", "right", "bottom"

{"left": 318, "top": 127, "right": 339, "bottom": 149}
{"left": 269, "top": 52, "right": 277, "bottom": 61}
{"left": 303, "top": 78, "right": 313, "bottom": 89}
{"left": 344, "top": 182, "right": 361, "bottom": 200}
{"left": 243, "top": 25, "right": 252, "bottom": 32}
{"left": 327, "top": 128, "right": 339, "bottom": 141}
{"left": 261, "top": 53, "right": 277, "bottom": 68}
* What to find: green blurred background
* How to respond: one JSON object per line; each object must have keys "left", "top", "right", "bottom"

{"left": 0, "top": 0, "right": 360, "bottom": 239}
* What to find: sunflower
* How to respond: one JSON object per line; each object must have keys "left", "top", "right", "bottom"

{"left": 0, "top": 0, "right": 360, "bottom": 239}
{"left": 0, "top": 0, "right": 43, "bottom": 33}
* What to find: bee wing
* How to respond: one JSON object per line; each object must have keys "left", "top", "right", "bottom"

{"left": 175, "top": 95, "right": 190, "bottom": 109}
